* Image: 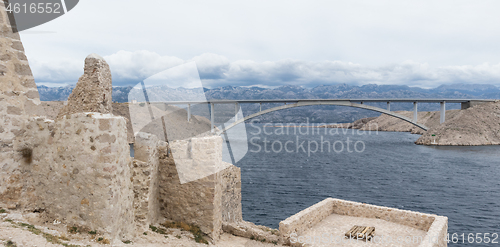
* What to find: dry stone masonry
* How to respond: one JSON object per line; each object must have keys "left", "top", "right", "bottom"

{"left": 15, "top": 113, "right": 135, "bottom": 242}
{"left": 57, "top": 54, "right": 113, "bottom": 119}
{"left": 132, "top": 132, "right": 161, "bottom": 230}
{"left": 0, "top": 0, "right": 43, "bottom": 209}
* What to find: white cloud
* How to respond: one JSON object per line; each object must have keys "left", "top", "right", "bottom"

{"left": 30, "top": 50, "right": 500, "bottom": 89}
{"left": 30, "top": 58, "right": 82, "bottom": 85}
{"left": 105, "top": 50, "right": 184, "bottom": 83}
{"left": 19, "top": 0, "right": 500, "bottom": 90}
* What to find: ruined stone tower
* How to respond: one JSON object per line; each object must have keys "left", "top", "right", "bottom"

{"left": 0, "top": 0, "right": 43, "bottom": 208}
{"left": 57, "top": 53, "right": 113, "bottom": 118}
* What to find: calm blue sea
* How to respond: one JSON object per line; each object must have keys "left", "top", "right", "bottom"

{"left": 235, "top": 125, "right": 500, "bottom": 246}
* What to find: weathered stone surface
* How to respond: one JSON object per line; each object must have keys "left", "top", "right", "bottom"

{"left": 14, "top": 113, "right": 134, "bottom": 243}
{"left": 169, "top": 136, "right": 230, "bottom": 184}
{"left": 158, "top": 136, "right": 237, "bottom": 242}
{"left": 132, "top": 132, "right": 160, "bottom": 230}
{"left": 221, "top": 165, "right": 242, "bottom": 223}
{"left": 57, "top": 54, "right": 113, "bottom": 119}
{"left": 0, "top": 0, "right": 42, "bottom": 207}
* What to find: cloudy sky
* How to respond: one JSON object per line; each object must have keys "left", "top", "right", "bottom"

{"left": 19, "top": 0, "right": 500, "bottom": 88}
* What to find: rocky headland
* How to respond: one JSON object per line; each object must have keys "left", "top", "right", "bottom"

{"left": 324, "top": 101, "right": 500, "bottom": 146}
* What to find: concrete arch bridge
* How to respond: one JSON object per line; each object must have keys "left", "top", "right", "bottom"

{"left": 155, "top": 99, "right": 495, "bottom": 135}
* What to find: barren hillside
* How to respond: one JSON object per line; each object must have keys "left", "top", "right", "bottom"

{"left": 415, "top": 101, "right": 500, "bottom": 145}
{"left": 325, "top": 101, "right": 500, "bottom": 146}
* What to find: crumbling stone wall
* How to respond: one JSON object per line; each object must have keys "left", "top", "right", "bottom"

{"left": 129, "top": 133, "right": 244, "bottom": 243}
{"left": 15, "top": 113, "right": 134, "bottom": 242}
{"left": 0, "top": 0, "right": 42, "bottom": 208}
{"left": 158, "top": 137, "right": 223, "bottom": 241}
{"left": 9, "top": 52, "right": 135, "bottom": 242}
{"left": 57, "top": 54, "right": 112, "bottom": 119}
{"left": 221, "top": 165, "right": 242, "bottom": 223}
{"left": 132, "top": 132, "right": 160, "bottom": 229}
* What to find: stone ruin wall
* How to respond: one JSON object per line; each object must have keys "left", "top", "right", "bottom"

{"left": 132, "top": 132, "right": 243, "bottom": 242}
{"left": 131, "top": 132, "right": 161, "bottom": 230}
{"left": 0, "top": 0, "right": 43, "bottom": 208}
{"left": 132, "top": 134, "right": 243, "bottom": 242}
{"left": 0, "top": 2, "right": 245, "bottom": 241}
{"left": 14, "top": 113, "right": 135, "bottom": 241}
{"left": 221, "top": 164, "right": 243, "bottom": 223}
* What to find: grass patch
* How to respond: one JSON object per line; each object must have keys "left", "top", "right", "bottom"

{"left": 68, "top": 226, "right": 79, "bottom": 234}
{"left": 161, "top": 221, "right": 209, "bottom": 244}
{"left": 0, "top": 208, "right": 6, "bottom": 213}
{"left": 97, "top": 237, "right": 110, "bottom": 244}
{"left": 149, "top": 225, "right": 166, "bottom": 235}
{"left": 123, "top": 240, "right": 132, "bottom": 244}
{"left": 6, "top": 240, "right": 17, "bottom": 247}
{"left": 88, "top": 230, "right": 97, "bottom": 235}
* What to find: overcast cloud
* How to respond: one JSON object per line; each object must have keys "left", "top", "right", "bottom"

{"left": 20, "top": 0, "right": 500, "bottom": 88}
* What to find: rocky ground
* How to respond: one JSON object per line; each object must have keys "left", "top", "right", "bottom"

{"left": 323, "top": 101, "right": 500, "bottom": 146}
{"left": 0, "top": 209, "right": 282, "bottom": 247}
{"left": 415, "top": 101, "right": 500, "bottom": 145}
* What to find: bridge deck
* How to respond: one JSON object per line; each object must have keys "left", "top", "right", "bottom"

{"left": 151, "top": 98, "right": 495, "bottom": 105}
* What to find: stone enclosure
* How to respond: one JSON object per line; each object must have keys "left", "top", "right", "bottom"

{"left": 279, "top": 198, "right": 448, "bottom": 247}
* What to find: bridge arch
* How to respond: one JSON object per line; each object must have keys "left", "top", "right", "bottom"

{"left": 217, "top": 100, "right": 428, "bottom": 135}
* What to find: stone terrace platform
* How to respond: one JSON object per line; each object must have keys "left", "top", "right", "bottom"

{"left": 279, "top": 198, "right": 448, "bottom": 247}
{"left": 301, "top": 214, "right": 427, "bottom": 247}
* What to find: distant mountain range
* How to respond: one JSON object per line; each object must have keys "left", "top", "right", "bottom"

{"left": 37, "top": 83, "right": 500, "bottom": 123}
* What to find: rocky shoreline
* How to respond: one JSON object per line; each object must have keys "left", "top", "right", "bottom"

{"left": 322, "top": 101, "right": 500, "bottom": 146}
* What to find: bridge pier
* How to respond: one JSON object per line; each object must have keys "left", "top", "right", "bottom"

{"left": 413, "top": 102, "right": 418, "bottom": 122}
{"left": 260, "top": 102, "right": 262, "bottom": 112}
{"left": 387, "top": 102, "right": 390, "bottom": 111}
{"left": 187, "top": 103, "right": 191, "bottom": 122}
{"left": 235, "top": 103, "right": 238, "bottom": 121}
{"left": 440, "top": 101, "right": 445, "bottom": 124}
{"left": 211, "top": 102, "right": 215, "bottom": 133}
